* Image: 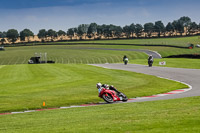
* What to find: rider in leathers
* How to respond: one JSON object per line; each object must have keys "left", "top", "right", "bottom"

{"left": 148, "top": 55, "right": 154, "bottom": 67}
{"left": 96, "top": 83, "right": 121, "bottom": 96}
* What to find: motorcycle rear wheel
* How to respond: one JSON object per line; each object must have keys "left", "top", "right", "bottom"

{"left": 102, "top": 93, "right": 114, "bottom": 103}
{"left": 124, "top": 61, "right": 128, "bottom": 65}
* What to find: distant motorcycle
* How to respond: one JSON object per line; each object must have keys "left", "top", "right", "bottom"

{"left": 99, "top": 88, "right": 128, "bottom": 103}
{"left": 124, "top": 58, "right": 128, "bottom": 65}
{"left": 148, "top": 59, "right": 153, "bottom": 67}
{"left": 148, "top": 55, "right": 153, "bottom": 67}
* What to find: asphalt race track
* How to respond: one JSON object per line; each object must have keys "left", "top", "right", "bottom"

{"left": 91, "top": 63, "right": 200, "bottom": 102}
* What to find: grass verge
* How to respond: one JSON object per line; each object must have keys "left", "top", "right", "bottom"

{"left": 131, "top": 58, "right": 200, "bottom": 69}
{"left": 0, "top": 96, "right": 200, "bottom": 132}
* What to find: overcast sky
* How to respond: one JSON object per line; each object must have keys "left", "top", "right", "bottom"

{"left": 0, "top": 0, "right": 199, "bottom": 34}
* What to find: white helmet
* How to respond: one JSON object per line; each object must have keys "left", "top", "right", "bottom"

{"left": 96, "top": 83, "right": 102, "bottom": 89}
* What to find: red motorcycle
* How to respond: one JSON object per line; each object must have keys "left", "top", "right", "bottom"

{"left": 99, "top": 88, "right": 128, "bottom": 103}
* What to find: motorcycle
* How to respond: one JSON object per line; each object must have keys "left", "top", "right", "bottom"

{"left": 124, "top": 58, "right": 128, "bottom": 65}
{"left": 148, "top": 55, "right": 154, "bottom": 67}
{"left": 148, "top": 59, "right": 153, "bottom": 67}
{"left": 99, "top": 88, "right": 128, "bottom": 103}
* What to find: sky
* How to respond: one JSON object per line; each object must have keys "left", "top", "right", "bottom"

{"left": 0, "top": 0, "right": 199, "bottom": 34}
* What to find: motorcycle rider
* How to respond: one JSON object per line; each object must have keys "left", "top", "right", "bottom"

{"left": 148, "top": 55, "right": 154, "bottom": 67}
{"left": 96, "top": 83, "right": 121, "bottom": 95}
{"left": 123, "top": 55, "right": 128, "bottom": 65}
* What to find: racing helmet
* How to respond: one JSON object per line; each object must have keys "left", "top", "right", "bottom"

{"left": 96, "top": 82, "right": 102, "bottom": 89}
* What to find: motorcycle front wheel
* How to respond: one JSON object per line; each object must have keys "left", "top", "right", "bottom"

{"left": 120, "top": 93, "right": 128, "bottom": 102}
{"left": 124, "top": 61, "right": 128, "bottom": 65}
{"left": 102, "top": 93, "right": 114, "bottom": 103}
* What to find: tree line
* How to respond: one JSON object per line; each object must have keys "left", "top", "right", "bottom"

{"left": 0, "top": 16, "right": 200, "bottom": 44}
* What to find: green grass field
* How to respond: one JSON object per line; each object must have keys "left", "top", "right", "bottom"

{"left": 0, "top": 36, "right": 200, "bottom": 132}
{"left": 0, "top": 64, "right": 187, "bottom": 113}
{"left": 1, "top": 44, "right": 200, "bottom": 67}
{"left": 0, "top": 96, "right": 200, "bottom": 133}
{"left": 0, "top": 45, "right": 148, "bottom": 65}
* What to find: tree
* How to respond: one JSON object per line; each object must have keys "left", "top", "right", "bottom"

{"left": 112, "top": 26, "right": 123, "bottom": 38}
{"left": 0, "top": 31, "right": 7, "bottom": 45}
{"left": 166, "top": 22, "right": 174, "bottom": 36}
{"left": 188, "top": 22, "right": 198, "bottom": 34}
{"left": 67, "top": 28, "right": 75, "bottom": 40}
{"left": 87, "top": 23, "right": 98, "bottom": 39}
{"left": 129, "top": 23, "right": 136, "bottom": 38}
{"left": 6, "top": 29, "right": 19, "bottom": 44}
{"left": 20, "top": 29, "right": 34, "bottom": 42}
{"left": 0, "top": 31, "right": 6, "bottom": 38}
{"left": 154, "top": 21, "right": 165, "bottom": 37}
{"left": 72, "top": 28, "right": 78, "bottom": 40}
{"left": 96, "top": 25, "right": 103, "bottom": 39}
{"left": 135, "top": 24, "right": 143, "bottom": 38}
{"left": 123, "top": 25, "right": 131, "bottom": 38}
{"left": 199, "top": 23, "right": 200, "bottom": 30}
{"left": 172, "top": 20, "right": 184, "bottom": 36}
{"left": 57, "top": 30, "right": 66, "bottom": 40}
{"left": 177, "top": 20, "right": 185, "bottom": 36}
{"left": 102, "top": 24, "right": 112, "bottom": 39}
{"left": 57, "top": 30, "right": 66, "bottom": 36}
{"left": 37, "top": 29, "right": 47, "bottom": 42}
{"left": 179, "top": 16, "right": 191, "bottom": 25}
{"left": 144, "top": 23, "right": 154, "bottom": 37}
{"left": 47, "top": 29, "right": 57, "bottom": 41}
{"left": 179, "top": 16, "right": 191, "bottom": 26}
{"left": 77, "top": 24, "right": 89, "bottom": 40}
{"left": 73, "top": 28, "right": 78, "bottom": 35}
{"left": 178, "top": 16, "right": 191, "bottom": 35}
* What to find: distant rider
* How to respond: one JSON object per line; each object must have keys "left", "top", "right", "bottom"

{"left": 148, "top": 55, "right": 154, "bottom": 67}
{"left": 123, "top": 55, "right": 129, "bottom": 65}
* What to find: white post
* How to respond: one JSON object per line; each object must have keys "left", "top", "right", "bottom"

{"left": 45, "top": 52, "right": 47, "bottom": 63}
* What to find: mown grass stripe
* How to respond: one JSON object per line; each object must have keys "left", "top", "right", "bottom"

{"left": 0, "top": 64, "right": 187, "bottom": 113}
